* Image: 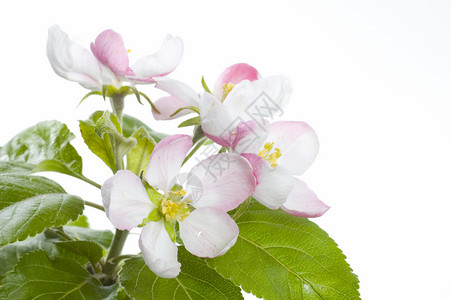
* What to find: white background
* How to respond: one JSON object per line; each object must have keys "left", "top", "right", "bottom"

{"left": 1, "top": 1, "right": 451, "bottom": 299}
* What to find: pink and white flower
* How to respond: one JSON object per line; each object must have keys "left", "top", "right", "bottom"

{"left": 47, "top": 25, "right": 183, "bottom": 91}
{"left": 151, "top": 63, "right": 265, "bottom": 120}
{"left": 101, "top": 134, "right": 256, "bottom": 278}
{"left": 240, "top": 121, "right": 330, "bottom": 217}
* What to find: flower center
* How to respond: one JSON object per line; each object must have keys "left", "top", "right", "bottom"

{"left": 160, "top": 189, "right": 191, "bottom": 221}
{"left": 258, "top": 142, "right": 282, "bottom": 168}
{"left": 221, "top": 82, "right": 234, "bottom": 102}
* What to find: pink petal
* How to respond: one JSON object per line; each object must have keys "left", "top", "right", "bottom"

{"left": 46, "top": 25, "right": 106, "bottom": 90}
{"left": 90, "top": 29, "right": 134, "bottom": 77}
{"left": 179, "top": 207, "right": 239, "bottom": 258}
{"left": 266, "top": 121, "right": 319, "bottom": 176}
{"left": 214, "top": 63, "right": 260, "bottom": 99}
{"left": 186, "top": 153, "right": 255, "bottom": 211}
{"left": 144, "top": 134, "right": 192, "bottom": 193}
{"left": 281, "top": 178, "right": 329, "bottom": 217}
{"left": 132, "top": 35, "right": 183, "bottom": 78}
{"left": 155, "top": 77, "right": 199, "bottom": 107}
{"left": 139, "top": 220, "right": 181, "bottom": 278}
{"left": 244, "top": 156, "right": 295, "bottom": 209}
{"left": 101, "top": 170, "right": 155, "bottom": 230}
{"left": 152, "top": 96, "right": 192, "bottom": 120}
{"left": 199, "top": 92, "right": 236, "bottom": 147}
{"left": 231, "top": 120, "right": 269, "bottom": 154}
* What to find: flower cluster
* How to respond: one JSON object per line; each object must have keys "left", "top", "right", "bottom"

{"left": 47, "top": 27, "right": 329, "bottom": 278}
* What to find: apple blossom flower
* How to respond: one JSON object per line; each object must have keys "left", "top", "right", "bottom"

{"left": 151, "top": 63, "right": 262, "bottom": 120}
{"left": 47, "top": 25, "right": 183, "bottom": 91}
{"left": 101, "top": 134, "right": 256, "bottom": 278}
{"left": 240, "top": 121, "right": 329, "bottom": 217}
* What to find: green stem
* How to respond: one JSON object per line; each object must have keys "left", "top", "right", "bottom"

{"left": 102, "top": 229, "right": 129, "bottom": 282}
{"left": 53, "top": 227, "right": 73, "bottom": 241}
{"left": 74, "top": 174, "right": 102, "bottom": 189}
{"left": 84, "top": 200, "right": 105, "bottom": 212}
{"left": 110, "top": 94, "right": 125, "bottom": 127}
{"left": 182, "top": 137, "right": 207, "bottom": 166}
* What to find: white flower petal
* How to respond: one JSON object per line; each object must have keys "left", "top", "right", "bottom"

{"left": 179, "top": 207, "right": 239, "bottom": 258}
{"left": 266, "top": 121, "right": 319, "bottom": 176}
{"left": 101, "top": 170, "right": 155, "bottom": 230}
{"left": 252, "top": 163, "right": 295, "bottom": 209}
{"left": 281, "top": 178, "right": 330, "bottom": 217}
{"left": 199, "top": 92, "right": 237, "bottom": 147}
{"left": 145, "top": 134, "right": 192, "bottom": 193}
{"left": 139, "top": 221, "right": 181, "bottom": 278}
{"left": 46, "top": 25, "right": 106, "bottom": 90}
{"left": 132, "top": 35, "right": 183, "bottom": 78}
{"left": 155, "top": 77, "right": 199, "bottom": 107}
{"left": 186, "top": 153, "right": 255, "bottom": 211}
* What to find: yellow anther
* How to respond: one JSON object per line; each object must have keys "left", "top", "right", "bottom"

{"left": 221, "top": 82, "right": 235, "bottom": 102}
{"left": 169, "top": 189, "right": 187, "bottom": 196}
{"left": 259, "top": 142, "right": 282, "bottom": 168}
{"left": 160, "top": 197, "right": 190, "bottom": 221}
{"left": 127, "top": 49, "right": 132, "bottom": 53}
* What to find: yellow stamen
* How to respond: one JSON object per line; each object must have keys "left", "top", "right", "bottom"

{"left": 259, "top": 143, "right": 282, "bottom": 168}
{"left": 127, "top": 49, "right": 132, "bottom": 53}
{"left": 160, "top": 197, "right": 190, "bottom": 221}
{"left": 221, "top": 82, "right": 235, "bottom": 102}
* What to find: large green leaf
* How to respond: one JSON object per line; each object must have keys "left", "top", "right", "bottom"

{"left": 1, "top": 250, "right": 118, "bottom": 299}
{"left": 0, "top": 120, "right": 82, "bottom": 174}
{"left": 126, "top": 127, "right": 156, "bottom": 175}
{"left": 0, "top": 161, "right": 34, "bottom": 174}
{"left": 55, "top": 240, "right": 104, "bottom": 264}
{"left": 0, "top": 174, "right": 84, "bottom": 246}
{"left": 80, "top": 111, "right": 136, "bottom": 172}
{"left": 0, "top": 231, "right": 90, "bottom": 279}
{"left": 119, "top": 247, "right": 243, "bottom": 300}
{"left": 208, "top": 203, "right": 360, "bottom": 300}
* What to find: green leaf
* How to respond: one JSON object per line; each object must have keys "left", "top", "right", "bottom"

{"left": 0, "top": 120, "right": 83, "bottom": 175}
{"left": 0, "top": 174, "right": 84, "bottom": 246}
{"left": 0, "top": 232, "right": 90, "bottom": 279}
{"left": 122, "top": 113, "right": 169, "bottom": 142}
{"left": 126, "top": 127, "right": 156, "bottom": 175}
{"left": 80, "top": 111, "right": 136, "bottom": 172}
{"left": 63, "top": 226, "right": 114, "bottom": 249}
{"left": 0, "top": 161, "right": 34, "bottom": 174}
{"left": 55, "top": 240, "right": 104, "bottom": 264}
{"left": 67, "top": 215, "right": 89, "bottom": 228}
{"left": 178, "top": 116, "right": 201, "bottom": 128}
{"left": 201, "top": 76, "right": 212, "bottom": 93}
{"left": 1, "top": 250, "right": 117, "bottom": 299}
{"left": 207, "top": 202, "right": 360, "bottom": 300}
{"left": 119, "top": 248, "right": 243, "bottom": 300}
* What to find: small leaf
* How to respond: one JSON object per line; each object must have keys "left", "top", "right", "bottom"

{"left": 122, "top": 113, "right": 168, "bottom": 142}
{"left": 0, "top": 120, "right": 83, "bottom": 175}
{"left": 202, "top": 76, "right": 212, "bottom": 93}
{"left": 1, "top": 250, "right": 116, "bottom": 299}
{"left": 78, "top": 90, "right": 102, "bottom": 106}
{"left": 67, "top": 215, "right": 89, "bottom": 228}
{"left": 80, "top": 111, "right": 136, "bottom": 172}
{"left": 63, "top": 226, "right": 114, "bottom": 249}
{"left": 207, "top": 202, "right": 360, "bottom": 299}
{"left": 178, "top": 116, "right": 201, "bottom": 128}
{"left": 0, "top": 174, "right": 84, "bottom": 246}
{"left": 55, "top": 240, "right": 104, "bottom": 264}
{"left": 119, "top": 248, "right": 243, "bottom": 300}
{"left": 126, "top": 127, "right": 156, "bottom": 175}
{"left": 169, "top": 105, "right": 200, "bottom": 117}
